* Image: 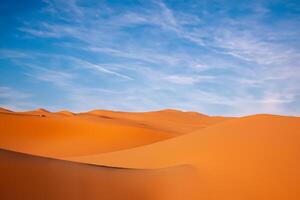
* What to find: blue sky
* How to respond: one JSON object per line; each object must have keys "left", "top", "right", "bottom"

{"left": 1, "top": 0, "right": 300, "bottom": 116}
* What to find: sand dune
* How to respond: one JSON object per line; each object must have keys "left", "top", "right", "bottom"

{"left": 0, "top": 111, "right": 173, "bottom": 157}
{"left": 0, "top": 107, "right": 299, "bottom": 200}
{"left": 0, "top": 149, "right": 200, "bottom": 200}
{"left": 22, "top": 108, "right": 51, "bottom": 115}
{"left": 55, "top": 110, "right": 76, "bottom": 116}
{"left": 83, "top": 109, "right": 231, "bottom": 134}
{"left": 0, "top": 108, "right": 226, "bottom": 158}
{"left": 0, "top": 107, "right": 12, "bottom": 113}
{"left": 71, "top": 114, "right": 300, "bottom": 200}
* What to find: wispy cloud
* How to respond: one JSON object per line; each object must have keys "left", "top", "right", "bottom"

{"left": 66, "top": 57, "right": 134, "bottom": 80}
{"left": 0, "top": 86, "right": 30, "bottom": 99}
{"left": 0, "top": 87, "right": 35, "bottom": 111}
{"left": 165, "top": 75, "right": 215, "bottom": 85}
{"left": 25, "top": 65, "right": 75, "bottom": 87}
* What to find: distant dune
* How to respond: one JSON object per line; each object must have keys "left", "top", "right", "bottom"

{"left": 0, "top": 108, "right": 229, "bottom": 157}
{"left": 82, "top": 108, "right": 231, "bottom": 134}
{"left": 0, "top": 110, "right": 173, "bottom": 157}
{"left": 0, "top": 107, "right": 299, "bottom": 200}
{"left": 0, "top": 107, "right": 12, "bottom": 113}
{"left": 55, "top": 110, "right": 75, "bottom": 116}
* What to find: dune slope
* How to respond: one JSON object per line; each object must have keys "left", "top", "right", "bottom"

{"left": 0, "top": 108, "right": 229, "bottom": 158}
{"left": 0, "top": 149, "right": 200, "bottom": 200}
{"left": 0, "top": 107, "right": 12, "bottom": 113}
{"left": 84, "top": 109, "right": 231, "bottom": 134}
{"left": 72, "top": 115, "right": 300, "bottom": 200}
{"left": 0, "top": 112, "right": 173, "bottom": 158}
{"left": 1, "top": 107, "right": 299, "bottom": 200}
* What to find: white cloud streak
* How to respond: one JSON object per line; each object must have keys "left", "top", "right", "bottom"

{"left": 0, "top": 87, "right": 36, "bottom": 111}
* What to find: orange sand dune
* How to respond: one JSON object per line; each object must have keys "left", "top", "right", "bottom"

{"left": 0, "top": 148, "right": 200, "bottom": 200}
{"left": 55, "top": 110, "right": 75, "bottom": 116}
{"left": 20, "top": 108, "right": 74, "bottom": 117}
{"left": 0, "top": 108, "right": 228, "bottom": 158}
{"left": 83, "top": 109, "right": 231, "bottom": 134}
{"left": 21, "top": 108, "right": 52, "bottom": 115}
{"left": 0, "top": 107, "right": 12, "bottom": 113}
{"left": 72, "top": 114, "right": 300, "bottom": 200}
{"left": 1, "top": 107, "right": 299, "bottom": 200}
{"left": 0, "top": 112, "right": 173, "bottom": 158}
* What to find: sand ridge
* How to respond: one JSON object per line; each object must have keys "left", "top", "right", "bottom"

{"left": 0, "top": 107, "right": 12, "bottom": 113}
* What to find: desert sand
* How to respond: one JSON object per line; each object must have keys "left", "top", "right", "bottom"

{"left": 0, "top": 107, "right": 12, "bottom": 113}
{"left": 0, "top": 148, "right": 200, "bottom": 200}
{"left": 0, "top": 107, "right": 299, "bottom": 200}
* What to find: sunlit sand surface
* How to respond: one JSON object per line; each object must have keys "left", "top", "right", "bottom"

{"left": 0, "top": 107, "right": 299, "bottom": 199}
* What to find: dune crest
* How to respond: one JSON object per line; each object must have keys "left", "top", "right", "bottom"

{"left": 35, "top": 108, "right": 50, "bottom": 113}
{"left": 56, "top": 110, "right": 75, "bottom": 116}
{"left": 84, "top": 108, "right": 230, "bottom": 134}
{"left": 0, "top": 107, "right": 12, "bottom": 113}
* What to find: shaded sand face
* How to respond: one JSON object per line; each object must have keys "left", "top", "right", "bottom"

{"left": 0, "top": 149, "right": 200, "bottom": 200}
{"left": 0, "top": 108, "right": 299, "bottom": 200}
